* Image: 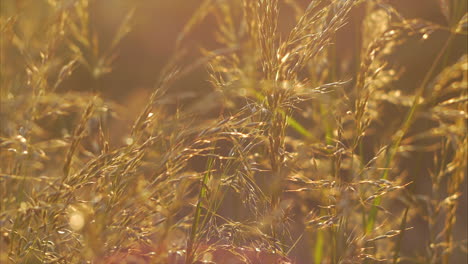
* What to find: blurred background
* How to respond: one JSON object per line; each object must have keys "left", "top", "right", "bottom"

{"left": 1, "top": 0, "right": 466, "bottom": 263}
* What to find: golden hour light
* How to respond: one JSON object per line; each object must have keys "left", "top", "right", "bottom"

{"left": 1, "top": 0, "right": 467, "bottom": 263}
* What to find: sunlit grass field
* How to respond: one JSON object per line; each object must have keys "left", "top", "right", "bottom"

{"left": 1, "top": 0, "right": 467, "bottom": 263}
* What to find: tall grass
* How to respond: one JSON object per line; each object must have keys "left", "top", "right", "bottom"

{"left": 1, "top": 0, "right": 467, "bottom": 263}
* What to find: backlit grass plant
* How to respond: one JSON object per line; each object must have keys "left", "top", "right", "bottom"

{"left": 1, "top": 0, "right": 466, "bottom": 263}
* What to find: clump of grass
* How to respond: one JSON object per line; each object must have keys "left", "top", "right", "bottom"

{"left": 1, "top": 0, "right": 467, "bottom": 263}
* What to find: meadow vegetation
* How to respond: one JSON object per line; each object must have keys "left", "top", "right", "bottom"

{"left": 0, "top": 0, "right": 467, "bottom": 263}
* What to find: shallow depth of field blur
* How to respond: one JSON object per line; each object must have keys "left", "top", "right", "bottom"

{"left": 1, "top": 0, "right": 467, "bottom": 263}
